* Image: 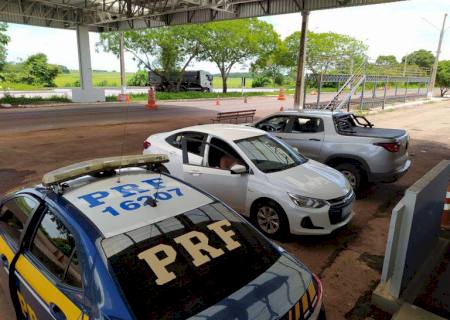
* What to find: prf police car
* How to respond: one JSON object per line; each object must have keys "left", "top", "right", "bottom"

{"left": 0, "top": 155, "right": 325, "bottom": 320}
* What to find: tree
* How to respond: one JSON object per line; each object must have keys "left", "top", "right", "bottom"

{"left": 284, "top": 31, "right": 368, "bottom": 75}
{"left": 402, "top": 50, "right": 435, "bottom": 70}
{"left": 376, "top": 55, "right": 398, "bottom": 66}
{"left": 97, "top": 25, "right": 206, "bottom": 91}
{"left": 251, "top": 42, "right": 290, "bottom": 86}
{"left": 436, "top": 60, "right": 450, "bottom": 97}
{"left": 198, "top": 19, "right": 279, "bottom": 93}
{"left": 0, "top": 23, "right": 9, "bottom": 72}
{"left": 19, "top": 53, "right": 59, "bottom": 87}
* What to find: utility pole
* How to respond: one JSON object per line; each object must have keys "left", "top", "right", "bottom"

{"left": 119, "top": 32, "right": 126, "bottom": 95}
{"left": 294, "top": 11, "right": 310, "bottom": 110}
{"left": 428, "top": 13, "right": 447, "bottom": 99}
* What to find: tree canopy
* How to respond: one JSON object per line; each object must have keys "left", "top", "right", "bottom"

{"left": 375, "top": 55, "right": 398, "bottom": 66}
{"left": 402, "top": 49, "right": 435, "bottom": 70}
{"left": 436, "top": 60, "right": 450, "bottom": 97}
{"left": 98, "top": 25, "right": 207, "bottom": 90}
{"left": 284, "top": 31, "right": 368, "bottom": 75}
{"left": 0, "top": 23, "right": 10, "bottom": 72}
{"left": 198, "top": 19, "right": 279, "bottom": 92}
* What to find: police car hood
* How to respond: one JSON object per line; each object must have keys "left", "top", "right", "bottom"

{"left": 191, "top": 253, "right": 313, "bottom": 320}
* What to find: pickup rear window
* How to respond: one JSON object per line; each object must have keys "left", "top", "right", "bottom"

{"left": 333, "top": 114, "right": 374, "bottom": 134}
{"left": 102, "top": 202, "right": 280, "bottom": 319}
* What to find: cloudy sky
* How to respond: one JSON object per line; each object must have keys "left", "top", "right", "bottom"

{"left": 5, "top": 0, "right": 450, "bottom": 73}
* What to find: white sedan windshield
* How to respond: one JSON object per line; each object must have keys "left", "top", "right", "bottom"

{"left": 236, "top": 135, "right": 307, "bottom": 173}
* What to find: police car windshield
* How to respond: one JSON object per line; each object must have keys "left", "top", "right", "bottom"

{"left": 236, "top": 135, "right": 307, "bottom": 173}
{"left": 101, "top": 202, "right": 281, "bottom": 320}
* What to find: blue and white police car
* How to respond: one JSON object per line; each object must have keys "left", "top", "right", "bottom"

{"left": 0, "top": 155, "right": 325, "bottom": 320}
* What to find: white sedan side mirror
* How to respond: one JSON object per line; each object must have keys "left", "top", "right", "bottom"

{"left": 230, "top": 164, "right": 248, "bottom": 175}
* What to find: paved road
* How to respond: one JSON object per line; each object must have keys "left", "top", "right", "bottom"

{"left": 0, "top": 93, "right": 338, "bottom": 133}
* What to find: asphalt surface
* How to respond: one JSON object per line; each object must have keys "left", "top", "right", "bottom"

{"left": 0, "top": 89, "right": 420, "bottom": 133}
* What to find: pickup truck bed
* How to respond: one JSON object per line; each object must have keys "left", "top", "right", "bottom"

{"left": 347, "top": 127, "right": 407, "bottom": 139}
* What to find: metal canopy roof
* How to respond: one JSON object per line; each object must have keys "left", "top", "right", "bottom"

{"left": 0, "top": 0, "right": 405, "bottom": 32}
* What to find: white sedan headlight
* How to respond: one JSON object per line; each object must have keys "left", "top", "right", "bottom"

{"left": 288, "top": 193, "right": 329, "bottom": 209}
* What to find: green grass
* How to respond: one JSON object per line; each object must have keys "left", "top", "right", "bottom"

{"left": 213, "top": 77, "right": 253, "bottom": 89}
{"left": 55, "top": 71, "right": 135, "bottom": 87}
{"left": 0, "top": 95, "right": 71, "bottom": 105}
{"left": 106, "top": 90, "right": 278, "bottom": 102}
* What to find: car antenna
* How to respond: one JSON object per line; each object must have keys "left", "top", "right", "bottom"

{"left": 117, "top": 100, "right": 130, "bottom": 184}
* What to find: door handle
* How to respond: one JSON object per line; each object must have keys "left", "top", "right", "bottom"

{"left": 0, "top": 254, "right": 8, "bottom": 268}
{"left": 188, "top": 171, "right": 202, "bottom": 176}
{"left": 49, "top": 303, "right": 67, "bottom": 320}
{"left": 309, "top": 138, "right": 321, "bottom": 141}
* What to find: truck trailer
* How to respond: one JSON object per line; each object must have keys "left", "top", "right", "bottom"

{"left": 148, "top": 70, "right": 213, "bottom": 92}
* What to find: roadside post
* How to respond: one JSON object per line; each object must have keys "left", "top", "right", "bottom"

{"left": 382, "top": 77, "right": 388, "bottom": 110}
{"left": 404, "top": 77, "right": 409, "bottom": 102}
{"left": 241, "top": 77, "right": 247, "bottom": 103}
{"left": 442, "top": 182, "right": 450, "bottom": 230}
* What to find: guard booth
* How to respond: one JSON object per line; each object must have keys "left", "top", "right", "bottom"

{"left": 373, "top": 160, "right": 450, "bottom": 319}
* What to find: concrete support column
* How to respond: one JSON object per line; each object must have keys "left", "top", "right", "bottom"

{"left": 77, "top": 25, "right": 93, "bottom": 90}
{"left": 72, "top": 25, "right": 105, "bottom": 102}
{"left": 119, "top": 32, "right": 126, "bottom": 94}
{"left": 294, "top": 11, "right": 309, "bottom": 110}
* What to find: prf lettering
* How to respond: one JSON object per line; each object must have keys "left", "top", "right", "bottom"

{"left": 138, "top": 219, "right": 241, "bottom": 285}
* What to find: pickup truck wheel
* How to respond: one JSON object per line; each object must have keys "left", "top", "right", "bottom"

{"left": 253, "top": 200, "right": 289, "bottom": 238}
{"left": 334, "top": 163, "right": 361, "bottom": 191}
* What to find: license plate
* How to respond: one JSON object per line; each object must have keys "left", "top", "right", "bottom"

{"left": 342, "top": 204, "right": 352, "bottom": 219}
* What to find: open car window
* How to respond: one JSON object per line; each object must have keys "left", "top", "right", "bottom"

{"left": 256, "top": 116, "right": 291, "bottom": 132}
{"left": 290, "top": 117, "right": 324, "bottom": 133}
{"left": 166, "top": 132, "right": 207, "bottom": 156}
{"left": 101, "top": 202, "right": 280, "bottom": 320}
{"left": 206, "top": 137, "right": 245, "bottom": 170}
{"left": 236, "top": 135, "right": 307, "bottom": 173}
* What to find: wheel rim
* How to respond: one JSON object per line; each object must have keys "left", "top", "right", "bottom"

{"left": 257, "top": 206, "right": 280, "bottom": 234}
{"left": 341, "top": 170, "right": 357, "bottom": 189}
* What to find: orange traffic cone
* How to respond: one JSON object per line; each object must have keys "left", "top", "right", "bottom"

{"left": 279, "top": 106, "right": 284, "bottom": 111}
{"left": 442, "top": 183, "right": 450, "bottom": 230}
{"left": 216, "top": 95, "right": 221, "bottom": 106}
{"left": 278, "top": 88, "right": 286, "bottom": 101}
{"left": 118, "top": 94, "right": 130, "bottom": 102}
{"left": 146, "top": 87, "right": 157, "bottom": 109}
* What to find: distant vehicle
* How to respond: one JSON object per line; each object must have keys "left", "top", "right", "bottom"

{"left": 252, "top": 110, "right": 411, "bottom": 192}
{"left": 0, "top": 155, "right": 326, "bottom": 320}
{"left": 143, "top": 124, "right": 355, "bottom": 238}
{"left": 149, "top": 70, "right": 213, "bottom": 92}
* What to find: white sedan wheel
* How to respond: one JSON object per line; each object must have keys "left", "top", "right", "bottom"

{"left": 257, "top": 206, "right": 280, "bottom": 234}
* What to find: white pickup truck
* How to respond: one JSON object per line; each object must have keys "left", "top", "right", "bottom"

{"left": 253, "top": 110, "right": 411, "bottom": 192}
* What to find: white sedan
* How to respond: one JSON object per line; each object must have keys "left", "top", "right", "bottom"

{"left": 143, "top": 124, "right": 355, "bottom": 237}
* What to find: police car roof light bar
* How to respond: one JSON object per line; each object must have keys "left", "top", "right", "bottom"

{"left": 42, "top": 154, "right": 169, "bottom": 187}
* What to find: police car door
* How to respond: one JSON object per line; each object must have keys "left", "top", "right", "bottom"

{"left": 0, "top": 195, "right": 40, "bottom": 316}
{"left": 183, "top": 135, "right": 248, "bottom": 213}
{"left": 13, "top": 205, "right": 85, "bottom": 320}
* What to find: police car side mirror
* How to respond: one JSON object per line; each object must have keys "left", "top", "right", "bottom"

{"left": 230, "top": 164, "right": 247, "bottom": 175}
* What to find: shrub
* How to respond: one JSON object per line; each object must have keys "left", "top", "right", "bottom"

{"left": 127, "top": 70, "right": 149, "bottom": 86}
{"left": 252, "top": 76, "right": 271, "bottom": 88}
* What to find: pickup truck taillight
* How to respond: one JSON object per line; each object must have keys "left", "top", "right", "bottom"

{"left": 374, "top": 142, "right": 400, "bottom": 153}
{"left": 143, "top": 141, "right": 151, "bottom": 149}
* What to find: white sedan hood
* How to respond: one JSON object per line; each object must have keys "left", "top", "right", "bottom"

{"left": 267, "top": 160, "right": 351, "bottom": 200}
